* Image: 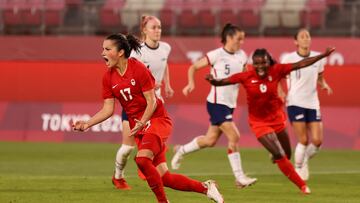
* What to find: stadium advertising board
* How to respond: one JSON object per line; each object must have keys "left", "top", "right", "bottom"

{"left": 0, "top": 62, "right": 359, "bottom": 149}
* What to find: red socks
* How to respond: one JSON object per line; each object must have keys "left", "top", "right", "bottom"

{"left": 135, "top": 157, "right": 167, "bottom": 203}
{"left": 162, "top": 171, "right": 207, "bottom": 194}
{"left": 275, "top": 156, "right": 306, "bottom": 189}
{"left": 136, "top": 156, "right": 208, "bottom": 202}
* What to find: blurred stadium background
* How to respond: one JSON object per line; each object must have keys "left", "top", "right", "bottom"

{"left": 0, "top": 1, "right": 360, "bottom": 202}
{"left": 0, "top": 0, "right": 359, "bottom": 36}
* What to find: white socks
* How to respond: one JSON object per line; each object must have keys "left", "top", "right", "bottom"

{"left": 294, "top": 143, "right": 307, "bottom": 168}
{"left": 295, "top": 143, "right": 320, "bottom": 168}
{"left": 306, "top": 143, "right": 320, "bottom": 159}
{"left": 114, "top": 144, "right": 135, "bottom": 179}
{"left": 178, "top": 138, "right": 200, "bottom": 155}
{"left": 228, "top": 152, "right": 245, "bottom": 179}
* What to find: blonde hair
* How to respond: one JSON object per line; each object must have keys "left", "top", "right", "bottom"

{"left": 140, "top": 15, "right": 160, "bottom": 41}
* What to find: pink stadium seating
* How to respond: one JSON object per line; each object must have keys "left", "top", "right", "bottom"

{"left": 301, "top": 0, "right": 327, "bottom": 28}
{"left": 159, "top": 8, "right": 174, "bottom": 31}
{"left": 0, "top": 0, "right": 7, "bottom": 8}
{"left": 238, "top": 0, "right": 264, "bottom": 28}
{"left": 44, "top": 0, "right": 65, "bottom": 26}
{"left": 2, "top": 0, "right": 27, "bottom": 25}
{"left": 2, "top": 0, "right": 65, "bottom": 30}
{"left": 22, "top": 0, "right": 43, "bottom": 26}
{"left": 198, "top": 0, "right": 220, "bottom": 31}
{"left": 99, "top": 0, "right": 126, "bottom": 31}
{"left": 218, "top": 0, "right": 239, "bottom": 27}
{"left": 159, "top": 0, "right": 181, "bottom": 31}
{"left": 325, "top": 0, "right": 343, "bottom": 9}
{"left": 65, "top": 0, "right": 82, "bottom": 6}
{"left": 174, "top": 0, "right": 202, "bottom": 33}
{"left": 218, "top": 0, "right": 239, "bottom": 26}
{"left": 178, "top": 8, "right": 200, "bottom": 31}
{"left": 198, "top": 8, "right": 216, "bottom": 30}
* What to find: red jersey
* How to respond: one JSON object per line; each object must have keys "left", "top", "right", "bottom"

{"left": 229, "top": 63, "right": 293, "bottom": 123}
{"left": 102, "top": 58, "right": 169, "bottom": 129}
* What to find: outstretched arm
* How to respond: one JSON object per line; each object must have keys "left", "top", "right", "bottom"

{"left": 291, "top": 47, "right": 335, "bottom": 70}
{"left": 205, "top": 74, "right": 234, "bottom": 86}
{"left": 72, "top": 98, "right": 115, "bottom": 131}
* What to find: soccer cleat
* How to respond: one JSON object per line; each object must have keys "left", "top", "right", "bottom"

{"left": 171, "top": 145, "right": 184, "bottom": 170}
{"left": 204, "top": 180, "right": 224, "bottom": 203}
{"left": 112, "top": 176, "right": 131, "bottom": 190}
{"left": 301, "top": 162, "right": 309, "bottom": 181}
{"left": 296, "top": 163, "right": 309, "bottom": 181}
{"left": 137, "top": 168, "right": 146, "bottom": 181}
{"left": 235, "top": 175, "right": 258, "bottom": 188}
{"left": 301, "top": 185, "right": 311, "bottom": 195}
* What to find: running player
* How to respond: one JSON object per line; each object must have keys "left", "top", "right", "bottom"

{"left": 281, "top": 28, "right": 333, "bottom": 180}
{"left": 171, "top": 23, "right": 257, "bottom": 188}
{"left": 205, "top": 47, "right": 335, "bottom": 194}
{"left": 112, "top": 15, "right": 174, "bottom": 190}
{"left": 72, "top": 33, "right": 224, "bottom": 203}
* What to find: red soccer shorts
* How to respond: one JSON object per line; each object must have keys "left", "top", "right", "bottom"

{"left": 136, "top": 133, "right": 168, "bottom": 167}
{"left": 249, "top": 111, "right": 286, "bottom": 138}
{"left": 250, "top": 121, "right": 286, "bottom": 138}
{"left": 136, "top": 116, "right": 172, "bottom": 140}
{"left": 135, "top": 116, "right": 172, "bottom": 166}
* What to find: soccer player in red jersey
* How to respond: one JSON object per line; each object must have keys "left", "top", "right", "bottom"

{"left": 72, "top": 33, "right": 224, "bottom": 203}
{"left": 113, "top": 15, "right": 174, "bottom": 189}
{"left": 205, "top": 47, "right": 335, "bottom": 194}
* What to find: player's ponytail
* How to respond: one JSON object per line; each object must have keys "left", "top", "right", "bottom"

{"left": 221, "top": 23, "right": 244, "bottom": 44}
{"left": 253, "top": 48, "right": 277, "bottom": 66}
{"left": 105, "top": 33, "right": 141, "bottom": 58}
{"left": 126, "top": 34, "right": 141, "bottom": 56}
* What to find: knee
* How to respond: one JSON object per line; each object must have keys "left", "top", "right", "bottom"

{"left": 135, "top": 157, "right": 151, "bottom": 169}
{"left": 119, "top": 144, "right": 135, "bottom": 157}
{"left": 228, "top": 135, "right": 239, "bottom": 146}
{"left": 312, "top": 139, "right": 322, "bottom": 147}
{"left": 161, "top": 171, "right": 171, "bottom": 185}
{"left": 298, "top": 137, "right": 309, "bottom": 145}
{"left": 203, "top": 137, "right": 217, "bottom": 147}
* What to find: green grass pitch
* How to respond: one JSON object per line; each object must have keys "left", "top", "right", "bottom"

{"left": 1, "top": 142, "right": 360, "bottom": 203}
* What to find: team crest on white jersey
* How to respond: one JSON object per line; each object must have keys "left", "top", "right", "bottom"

{"left": 131, "top": 79, "right": 136, "bottom": 86}
{"left": 260, "top": 83, "right": 267, "bottom": 93}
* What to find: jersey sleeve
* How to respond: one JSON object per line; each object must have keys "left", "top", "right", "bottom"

{"left": 277, "top": 63, "right": 293, "bottom": 78}
{"left": 162, "top": 41, "right": 172, "bottom": 57}
{"left": 102, "top": 72, "right": 114, "bottom": 99}
{"left": 318, "top": 58, "right": 326, "bottom": 73}
{"left": 206, "top": 49, "right": 219, "bottom": 65}
{"left": 228, "top": 72, "right": 245, "bottom": 84}
{"left": 138, "top": 64, "right": 155, "bottom": 92}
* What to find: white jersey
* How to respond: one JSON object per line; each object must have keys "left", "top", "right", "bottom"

{"left": 130, "top": 41, "right": 171, "bottom": 98}
{"left": 281, "top": 51, "right": 325, "bottom": 109}
{"left": 206, "top": 48, "right": 247, "bottom": 108}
